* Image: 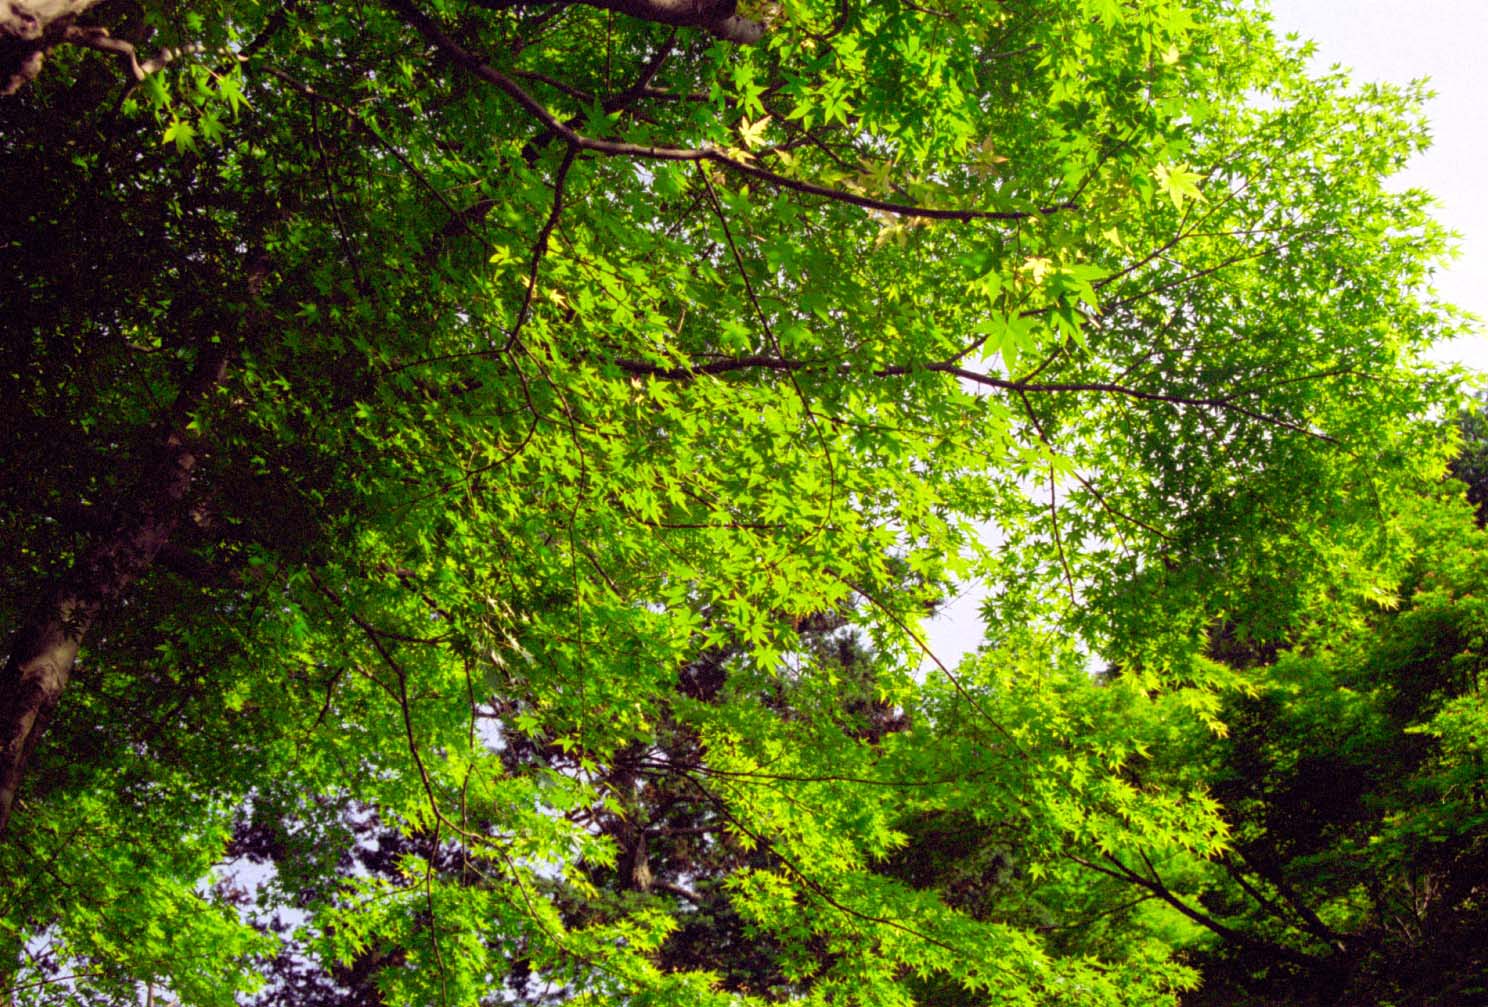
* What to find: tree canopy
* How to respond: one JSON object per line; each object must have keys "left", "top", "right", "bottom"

{"left": 0, "top": 0, "right": 1474, "bottom": 1004}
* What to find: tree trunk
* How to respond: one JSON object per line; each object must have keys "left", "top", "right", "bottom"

{"left": 0, "top": 253, "right": 267, "bottom": 837}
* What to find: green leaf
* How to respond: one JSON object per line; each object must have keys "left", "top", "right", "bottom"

{"left": 162, "top": 118, "right": 196, "bottom": 153}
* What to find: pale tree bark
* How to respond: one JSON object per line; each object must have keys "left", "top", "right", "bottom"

{"left": 0, "top": 253, "right": 268, "bottom": 837}
{"left": 1, "top": 0, "right": 208, "bottom": 94}
{"left": 0, "top": 0, "right": 99, "bottom": 39}
{"left": 574, "top": 0, "right": 764, "bottom": 44}
{"left": 1, "top": 0, "right": 102, "bottom": 93}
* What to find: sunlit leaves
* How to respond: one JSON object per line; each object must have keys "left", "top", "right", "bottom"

{"left": 1153, "top": 161, "right": 1206, "bottom": 211}
{"left": 0, "top": 0, "right": 1468, "bottom": 1003}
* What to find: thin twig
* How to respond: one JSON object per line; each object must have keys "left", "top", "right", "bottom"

{"left": 832, "top": 574, "right": 1028, "bottom": 757}
{"left": 506, "top": 142, "right": 580, "bottom": 352}
{"left": 696, "top": 163, "right": 838, "bottom": 535}
{"left": 1018, "top": 390, "right": 1077, "bottom": 602}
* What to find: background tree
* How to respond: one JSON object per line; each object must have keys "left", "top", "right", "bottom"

{"left": 1166, "top": 487, "right": 1488, "bottom": 1006}
{"left": 952, "top": 484, "right": 1488, "bottom": 1007}
{"left": 1450, "top": 395, "right": 1488, "bottom": 526}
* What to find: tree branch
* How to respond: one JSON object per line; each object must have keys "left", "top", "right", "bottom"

{"left": 1229, "top": 851, "right": 1345, "bottom": 952}
{"left": 499, "top": 0, "right": 763, "bottom": 43}
{"left": 606, "top": 353, "right": 1337, "bottom": 442}
{"left": 507, "top": 142, "right": 579, "bottom": 351}
{"left": 651, "top": 879, "right": 703, "bottom": 903}
{"left": 389, "top": 0, "right": 1077, "bottom": 223}
{"left": 1067, "top": 852, "right": 1321, "bottom": 968}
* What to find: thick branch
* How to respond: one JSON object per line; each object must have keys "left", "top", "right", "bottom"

{"left": 1, "top": 0, "right": 103, "bottom": 94}
{"left": 59, "top": 24, "right": 199, "bottom": 79}
{"left": 576, "top": 0, "right": 762, "bottom": 44}
{"left": 1, "top": 3, "right": 200, "bottom": 95}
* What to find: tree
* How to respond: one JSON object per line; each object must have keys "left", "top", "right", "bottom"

{"left": 1450, "top": 395, "right": 1488, "bottom": 526}
{"left": 223, "top": 609, "right": 908, "bottom": 1006}
{"left": 1051, "top": 486, "right": 1488, "bottom": 1007}
{"left": 0, "top": 0, "right": 1465, "bottom": 1003}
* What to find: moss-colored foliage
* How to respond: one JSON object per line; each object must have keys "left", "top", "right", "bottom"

{"left": 0, "top": 0, "right": 1471, "bottom": 1004}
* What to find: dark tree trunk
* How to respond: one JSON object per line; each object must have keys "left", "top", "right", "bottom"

{"left": 0, "top": 253, "right": 266, "bottom": 836}
{"left": 0, "top": 403, "right": 214, "bottom": 835}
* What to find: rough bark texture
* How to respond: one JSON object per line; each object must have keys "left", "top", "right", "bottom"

{"left": 0, "top": 0, "right": 102, "bottom": 93}
{"left": 0, "top": 618, "right": 82, "bottom": 834}
{"left": 567, "top": 0, "right": 763, "bottom": 43}
{"left": 0, "top": 0, "right": 98, "bottom": 38}
{"left": 0, "top": 254, "right": 267, "bottom": 837}
{"left": 0, "top": 421, "right": 212, "bottom": 835}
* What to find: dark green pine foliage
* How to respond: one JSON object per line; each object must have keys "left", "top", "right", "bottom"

{"left": 1450, "top": 396, "right": 1488, "bottom": 527}
{"left": 1145, "top": 490, "right": 1488, "bottom": 1006}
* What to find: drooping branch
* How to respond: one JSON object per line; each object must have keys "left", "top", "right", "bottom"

{"left": 390, "top": 0, "right": 1078, "bottom": 223}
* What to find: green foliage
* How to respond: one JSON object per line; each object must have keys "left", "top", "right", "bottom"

{"left": 0, "top": 0, "right": 1471, "bottom": 1003}
{"left": 1091, "top": 491, "right": 1488, "bottom": 1005}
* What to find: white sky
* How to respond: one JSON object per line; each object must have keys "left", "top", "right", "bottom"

{"left": 925, "top": 1, "right": 1488, "bottom": 662}
{"left": 1269, "top": 0, "right": 1488, "bottom": 370}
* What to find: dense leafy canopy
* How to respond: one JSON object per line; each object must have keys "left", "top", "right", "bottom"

{"left": 0, "top": 0, "right": 1476, "bottom": 1004}
{"left": 1169, "top": 491, "right": 1488, "bottom": 1004}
